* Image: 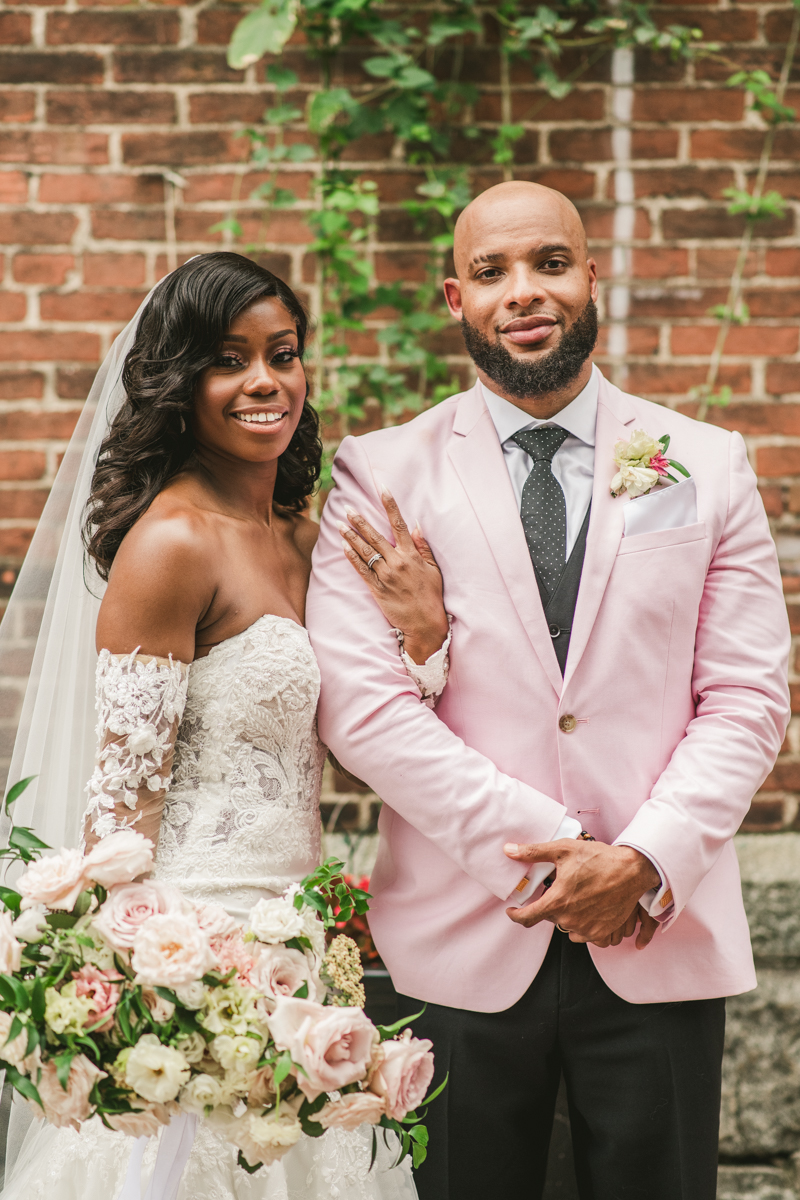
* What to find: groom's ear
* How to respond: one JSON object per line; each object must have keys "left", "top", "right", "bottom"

{"left": 443, "top": 277, "right": 464, "bottom": 321}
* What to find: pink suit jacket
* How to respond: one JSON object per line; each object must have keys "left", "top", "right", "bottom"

{"left": 306, "top": 372, "right": 790, "bottom": 1012}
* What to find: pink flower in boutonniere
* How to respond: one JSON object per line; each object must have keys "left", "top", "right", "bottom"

{"left": 610, "top": 430, "right": 690, "bottom": 499}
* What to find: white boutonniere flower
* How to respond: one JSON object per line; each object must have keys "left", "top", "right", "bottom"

{"left": 611, "top": 430, "right": 690, "bottom": 498}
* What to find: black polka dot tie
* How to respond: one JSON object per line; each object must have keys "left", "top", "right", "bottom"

{"left": 512, "top": 425, "right": 569, "bottom": 599}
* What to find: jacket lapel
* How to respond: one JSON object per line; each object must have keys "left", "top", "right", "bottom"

{"left": 448, "top": 385, "right": 563, "bottom": 697}
{"left": 562, "top": 376, "right": 637, "bottom": 689}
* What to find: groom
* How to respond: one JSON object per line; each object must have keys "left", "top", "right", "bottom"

{"left": 306, "top": 181, "right": 790, "bottom": 1199}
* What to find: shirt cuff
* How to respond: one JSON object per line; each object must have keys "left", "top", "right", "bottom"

{"left": 508, "top": 814, "right": 582, "bottom": 905}
{"left": 616, "top": 842, "right": 673, "bottom": 918}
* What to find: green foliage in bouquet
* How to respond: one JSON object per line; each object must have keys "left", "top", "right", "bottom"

{"left": 0, "top": 779, "right": 443, "bottom": 1176}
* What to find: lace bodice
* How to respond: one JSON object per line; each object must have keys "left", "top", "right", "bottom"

{"left": 154, "top": 615, "right": 326, "bottom": 920}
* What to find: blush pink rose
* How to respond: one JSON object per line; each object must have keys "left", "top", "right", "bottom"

{"left": 313, "top": 1091, "right": 385, "bottom": 1130}
{"left": 31, "top": 1055, "right": 106, "bottom": 1131}
{"left": 83, "top": 830, "right": 154, "bottom": 888}
{"left": 267, "top": 998, "right": 378, "bottom": 1101}
{"left": 194, "top": 902, "right": 238, "bottom": 938}
{"left": 251, "top": 945, "right": 319, "bottom": 1012}
{"left": 369, "top": 1031, "right": 434, "bottom": 1121}
{"left": 0, "top": 911, "right": 22, "bottom": 974}
{"left": 106, "top": 1099, "right": 177, "bottom": 1138}
{"left": 72, "top": 965, "right": 121, "bottom": 1032}
{"left": 132, "top": 912, "right": 215, "bottom": 987}
{"left": 18, "top": 849, "right": 88, "bottom": 912}
{"left": 92, "top": 880, "right": 185, "bottom": 954}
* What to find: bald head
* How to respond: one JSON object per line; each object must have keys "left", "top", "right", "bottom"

{"left": 453, "top": 181, "right": 588, "bottom": 277}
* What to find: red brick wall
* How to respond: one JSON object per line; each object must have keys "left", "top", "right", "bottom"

{"left": 0, "top": 0, "right": 797, "bottom": 828}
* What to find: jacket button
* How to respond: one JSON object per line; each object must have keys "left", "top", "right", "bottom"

{"left": 548, "top": 622, "right": 560, "bottom": 638}
{"left": 559, "top": 714, "right": 577, "bottom": 733}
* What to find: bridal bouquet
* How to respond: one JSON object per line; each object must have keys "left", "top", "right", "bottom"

{"left": 0, "top": 779, "right": 441, "bottom": 1174}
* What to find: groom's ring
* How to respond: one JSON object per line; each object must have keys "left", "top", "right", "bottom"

{"left": 366, "top": 553, "right": 383, "bottom": 571}
{"left": 556, "top": 923, "right": 570, "bottom": 934}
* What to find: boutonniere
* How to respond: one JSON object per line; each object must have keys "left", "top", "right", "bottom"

{"left": 610, "top": 430, "right": 690, "bottom": 499}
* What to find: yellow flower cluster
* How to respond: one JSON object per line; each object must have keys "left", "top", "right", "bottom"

{"left": 44, "top": 983, "right": 94, "bottom": 1036}
{"left": 323, "top": 935, "right": 366, "bottom": 1008}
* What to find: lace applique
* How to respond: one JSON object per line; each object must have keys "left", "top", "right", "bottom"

{"left": 82, "top": 650, "right": 189, "bottom": 848}
{"left": 393, "top": 615, "right": 453, "bottom": 709}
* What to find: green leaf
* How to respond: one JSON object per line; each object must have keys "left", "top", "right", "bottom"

{"left": 5, "top": 1063, "right": 42, "bottom": 1112}
{"left": 54, "top": 1048, "right": 77, "bottom": 1091}
{"left": 376, "top": 1006, "right": 426, "bottom": 1041}
{"left": 9, "top": 827, "right": 50, "bottom": 854}
{"left": 285, "top": 143, "right": 316, "bottom": 163}
{"left": 308, "top": 89, "right": 355, "bottom": 134}
{"left": 237, "top": 1149, "right": 263, "bottom": 1174}
{"left": 30, "top": 978, "right": 45, "bottom": 1023}
{"left": 658, "top": 434, "right": 671, "bottom": 453}
{"left": 209, "top": 217, "right": 243, "bottom": 238}
{"left": 266, "top": 63, "right": 298, "bottom": 92}
{"left": 45, "top": 913, "right": 77, "bottom": 930}
{"left": 0, "top": 887, "right": 21, "bottom": 916}
{"left": 273, "top": 1049, "right": 293, "bottom": 1086}
{"left": 228, "top": 0, "right": 299, "bottom": 71}
{"left": 666, "top": 458, "right": 691, "bottom": 477}
{"left": 0, "top": 974, "right": 17, "bottom": 1006}
{"left": 24, "top": 1021, "right": 38, "bottom": 1058}
{"left": 154, "top": 986, "right": 180, "bottom": 1006}
{"left": 293, "top": 981, "right": 309, "bottom": 999}
{"left": 4, "top": 776, "right": 36, "bottom": 817}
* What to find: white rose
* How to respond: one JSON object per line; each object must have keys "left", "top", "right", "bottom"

{"left": 13, "top": 905, "right": 47, "bottom": 944}
{"left": 615, "top": 429, "right": 662, "bottom": 465}
{"left": 209, "top": 1034, "right": 262, "bottom": 1074}
{"left": 83, "top": 830, "right": 154, "bottom": 888}
{"left": 299, "top": 908, "right": 327, "bottom": 962}
{"left": 247, "top": 897, "right": 304, "bottom": 945}
{"left": 179, "top": 1072, "right": 223, "bottom": 1116}
{"left": 125, "top": 1033, "right": 191, "bottom": 1103}
{"left": 0, "top": 911, "right": 22, "bottom": 974}
{"left": 173, "top": 980, "right": 207, "bottom": 1011}
{"left": 132, "top": 912, "right": 215, "bottom": 987}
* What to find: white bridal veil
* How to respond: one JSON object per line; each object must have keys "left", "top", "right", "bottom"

{"left": 0, "top": 292, "right": 156, "bottom": 859}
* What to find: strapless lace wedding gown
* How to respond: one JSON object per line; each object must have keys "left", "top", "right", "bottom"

{"left": 2, "top": 615, "right": 418, "bottom": 1200}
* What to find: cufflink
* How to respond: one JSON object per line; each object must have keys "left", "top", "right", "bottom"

{"left": 660, "top": 889, "right": 673, "bottom": 909}
{"left": 514, "top": 876, "right": 530, "bottom": 893}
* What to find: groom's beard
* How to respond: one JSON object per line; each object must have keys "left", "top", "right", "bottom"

{"left": 460, "top": 298, "right": 599, "bottom": 400}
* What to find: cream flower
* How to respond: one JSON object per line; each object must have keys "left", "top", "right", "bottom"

{"left": 247, "top": 896, "right": 304, "bottom": 945}
{"left": 18, "top": 848, "right": 87, "bottom": 912}
{"left": 369, "top": 1030, "right": 435, "bottom": 1121}
{"left": 179, "top": 1072, "right": 224, "bottom": 1116}
{"left": 247, "top": 1065, "right": 277, "bottom": 1109}
{"left": 83, "top": 829, "right": 154, "bottom": 888}
{"left": 132, "top": 912, "right": 215, "bottom": 987}
{"left": 93, "top": 879, "right": 185, "bottom": 954}
{"left": 268, "top": 997, "right": 378, "bottom": 1101}
{"left": 44, "top": 982, "right": 95, "bottom": 1035}
{"left": 142, "top": 987, "right": 175, "bottom": 1025}
{"left": 31, "top": 1055, "right": 106, "bottom": 1131}
{"left": 12, "top": 905, "right": 47, "bottom": 944}
{"left": 173, "top": 980, "right": 207, "bottom": 1010}
{"left": 610, "top": 463, "right": 659, "bottom": 499}
{"left": 209, "top": 1033, "right": 263, "bottom": 1074}
{"left": 614, "top": 428, "right": 662, "bottom": 465}
{"left": 194, "top": 902, "right": 239, "bottom": 939}
{"left": 0, "top": 1011, "right": 29, "bottom": 1070}
{"left": 313, "top": 1091, "right": 386, "bottom": 1130}
{"left": 0, "top": 911, "right": 22, "bottom": 974}
{"left": 125, "top": 1034, "right": 190, "bottom": 1103}
{"left": 176, "top": 1031, "right": 207, "bottom": 1064}
{"left": 219, "top": 1107, "right": 303, "bottom": 1168}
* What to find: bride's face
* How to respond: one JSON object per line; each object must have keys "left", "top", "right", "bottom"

{"left": 193, "top": 296, "right": 307, "bottom": 465}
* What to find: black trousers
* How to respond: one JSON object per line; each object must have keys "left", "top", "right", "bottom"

{"left": 396, "top": 931, "right": 726, "bottom": 1200}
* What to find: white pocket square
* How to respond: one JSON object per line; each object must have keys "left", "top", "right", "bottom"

{"left": 623, "top": 476, "right": 698, "bottom": 538}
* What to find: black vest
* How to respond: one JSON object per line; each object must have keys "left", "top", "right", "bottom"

{"left": 533, "top": 504, "right": 591, "bottom": 675}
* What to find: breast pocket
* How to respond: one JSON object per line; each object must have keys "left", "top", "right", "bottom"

{"left": 616, "top": 521, "right": 707, "bottom": 556}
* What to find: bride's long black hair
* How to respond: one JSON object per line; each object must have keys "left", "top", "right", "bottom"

{"left": 83, "top": 252, "right": 321, "bottom": 581}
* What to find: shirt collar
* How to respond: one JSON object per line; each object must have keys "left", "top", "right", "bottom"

{"left": 481, "top": 364, "right": 599, "bottom": 448}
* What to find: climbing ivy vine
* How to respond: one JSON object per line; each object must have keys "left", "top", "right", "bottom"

{"left": 219, "top": 1, "right": 714, "bottom": 466}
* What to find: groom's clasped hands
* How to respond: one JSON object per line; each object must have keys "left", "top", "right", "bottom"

{"left": 504, "top": 838, "right": 661, "bottom": 949}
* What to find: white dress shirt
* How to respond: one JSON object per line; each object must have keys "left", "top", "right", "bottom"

{"left": 480, "top": 369, "right": 672, "bottom": 919}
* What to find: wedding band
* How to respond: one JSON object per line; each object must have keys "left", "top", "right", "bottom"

{"left": 556, "top": 923, "right": 570, "bottom": 934}
{"left": 366, "top": 553, "right": 383, "bottom": 570}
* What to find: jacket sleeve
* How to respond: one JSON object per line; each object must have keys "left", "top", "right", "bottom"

{"left": 306, "top": 435, "right": 567, "bottom": 902}
{"left": 614, "top": 431, "right": 790, "bottom": 924}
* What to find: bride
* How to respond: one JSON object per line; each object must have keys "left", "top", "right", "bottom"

{"left": 0, "top": 252, "right": 451, "bottom": 1199}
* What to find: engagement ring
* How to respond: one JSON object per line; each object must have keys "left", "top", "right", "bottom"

{"left": 366, "top": 553, "right": 383, "bottom": 570}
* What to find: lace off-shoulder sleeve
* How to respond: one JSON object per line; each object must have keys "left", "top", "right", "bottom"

{"left": 82, "top": 649, "right": 189, "bottom": 851}
{"left": 393, "top": 616, "right": 453, "bottom": 709}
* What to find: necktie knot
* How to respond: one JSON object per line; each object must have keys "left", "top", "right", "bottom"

{"left": 512, "top": 425, "right": 569, "bottom": 463}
